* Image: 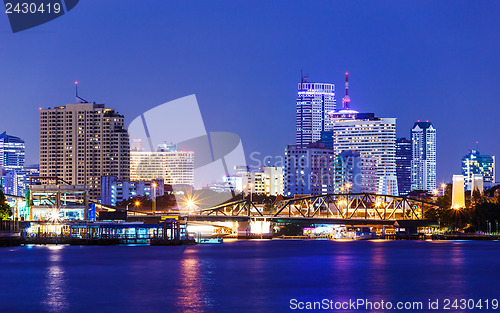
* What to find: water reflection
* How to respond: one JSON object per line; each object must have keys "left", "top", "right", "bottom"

{"left": 42, "top": 246, "right": 69, "bottom": 313}
{"left": 369, "top": 243, "right": 388, "bottom": 301}
{"left": 449, "top": 244, "right": 466, "bottom": 298}
{"left": 177, "top": 251, "right": 205, "bottom": 312}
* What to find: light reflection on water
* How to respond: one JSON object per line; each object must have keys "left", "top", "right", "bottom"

{"left": 177, "top": 250, "right": 206, "bottom": 312}
{"left": 0, "top": 240, "right": 498, "bottom": 313}
{"left": 42, "top": 246, "right": 69, "bottom": 313}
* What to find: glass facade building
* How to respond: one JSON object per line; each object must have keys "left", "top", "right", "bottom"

{"left": 296, "top": 80, "right": 336, "bottom": 148}
{"left": 0, "top": 132, "right": 28, "bottom": 196}
{"left": 411, "top": 121, "right": 436, "bottom": 192}
{"left": 461, "top": 150, "right": 495, "bottom": 190}
{"left": 395, "top": 138, "right": 412, "bottom": 195}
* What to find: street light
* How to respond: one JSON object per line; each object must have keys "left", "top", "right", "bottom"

{"left": 441, "top": 183, "right": 447, "bottom": 196}
{"left": 345, "top": 183, "right": 351, "bottom": 193}
{"left": 185, "top": 199, "right": 196, "bottom": 214}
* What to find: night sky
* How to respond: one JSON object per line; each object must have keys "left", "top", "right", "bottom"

{"left": 1, "top": 1, "right": 499, "bottom": 183}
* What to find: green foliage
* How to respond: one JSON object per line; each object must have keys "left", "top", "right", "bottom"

{"left": 0, "top": 189, "right": 12, "bottom": 220}
{"left": 427, "top": 183, "right": 500, "bottom": 232}
{"left": 470, "top": 198, "right": 500, "bottom": 233}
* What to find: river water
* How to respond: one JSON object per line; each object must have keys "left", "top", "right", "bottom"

{"left": 0, "top": 240, "right": 499, "bottom": 312}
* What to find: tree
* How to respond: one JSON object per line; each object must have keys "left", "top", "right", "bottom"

{"left": 0, "top": 189, "right": 12, "bottom": 220}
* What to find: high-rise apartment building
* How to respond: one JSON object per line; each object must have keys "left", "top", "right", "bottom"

{"left": 395, "top": 138, "right": 412, "bottom": 195}
{"left": 296, "top": 78, "right": 336, "bottom": 148}
{"left": 411, "top": 121, "right": 436, "bottom": 192}
{"left": 461, "top": 150, "right": 495, "bottom": 190}
{"left": 130, "top": 144, "right": 194, "bottom": 186}
{"left": 40, "top": 102, "right": 130, "bottom": 200}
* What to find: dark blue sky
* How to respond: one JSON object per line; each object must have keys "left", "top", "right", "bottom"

{"left": 1, "top": 1, "right": 499, "bottom": 183}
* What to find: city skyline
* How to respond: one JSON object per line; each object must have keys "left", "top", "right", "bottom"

{"left": 1, "top": 1, "right": 500, "bottom": 183}
{"left": 2, "top": 3, "right": 500, "bottom": 313}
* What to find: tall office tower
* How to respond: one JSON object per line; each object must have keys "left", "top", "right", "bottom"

{"left": 0, "top": 132, "right": 28, "bottom": 196}
{"left": 328, "top": 73, "right": 397, "bottom": 195}
{"left": 285, "top": 143, "right": 335, "bottom": 197}
{"left": 411, "top": 121, "right": 436, "bottom": 192}
{"left": 40, "top": 101, "right": 130, "bottom": 200}
{"left": 0, "top": 132, "right": 25, "bottom": 171}
{"left": 461, "top": 150, "right": 495, "bottom": 190}
{"left": 395, "top": 138, "right": 412, "bottom": 195}
{"left": 130, "top": 144, "right": 194, "bottom": 186}
{"left": 296, "top": 76, "right": 336, "bottom": 148}
{"left": 330, "top": 112, "right": 397, "bottom": 195}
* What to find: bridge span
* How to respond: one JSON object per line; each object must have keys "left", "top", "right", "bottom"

{"left": 185, "top": 193, "right": 440, "bottom": 229}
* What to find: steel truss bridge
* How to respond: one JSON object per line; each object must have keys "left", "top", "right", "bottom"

{"left": 189, "top": 193, "right": 440, "bottom": 227}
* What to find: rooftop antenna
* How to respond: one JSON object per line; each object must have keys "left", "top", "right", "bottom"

{"left": 75, "top": 81, "right": 89, "bottom": 103}
{"left": 342, "top": 72, "right": 350, "bottom": 109}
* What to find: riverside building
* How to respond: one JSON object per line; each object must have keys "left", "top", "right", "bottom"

{"left": 461, "top": 150, "right": 495, "bottom": 190}
{"left": 329, "top": 112, "right": 397, "bottom": 195}
{"left": 39, "top": 97, "right": 130, "bottom": 201}
{"left": 328, "top": 73, "right": 397, "bottom": 195}
{"left": 0, "top": 132, "right": 29, "bottom": 196}
{"left": 130, "top": 144, "right": 194, "bottom": 187}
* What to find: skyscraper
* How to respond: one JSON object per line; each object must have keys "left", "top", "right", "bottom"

{"left": 330, "top": 112, "right": 397, "bottom": 195}
{"left": 461, "top": 150, "right": 495, "bottom": 190}
{"left": 0, "top": 132, "right": 28, "bottom": 196}
{"left": 411, "top": 121, "right": 436, "bottom": 192}
{"left": 0, "top": 132, "right": 25, "bottom": 171}
{"left": 296, "top": 77, "right": 336, "bottom": 147}
{"left": 40, "top": 101, "right": 130, "bottom": 200}
{"left": 327, "top": 73, "right": 397, "bottom": 195}
{"left": 395, "top": 138, "right": 412, "bottom": 195}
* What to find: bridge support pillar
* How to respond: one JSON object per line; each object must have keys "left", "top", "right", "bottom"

{"left": 238, "top": 219, "right": 272, "bottom": 239}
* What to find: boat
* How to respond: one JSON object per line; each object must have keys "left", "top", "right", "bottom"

{"left": 198, "top": 238, "right": 223, "bottom": 244}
